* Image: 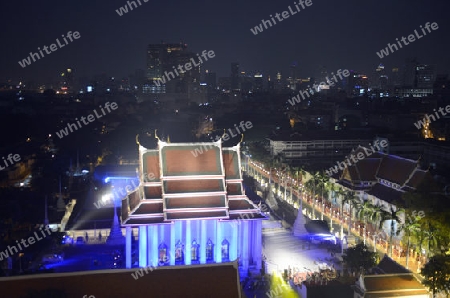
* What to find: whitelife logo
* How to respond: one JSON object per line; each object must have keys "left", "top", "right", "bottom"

{"left": 0, "top": 153, "right": 21, "bottom": 171}
{"left": 153, "top": 50, "right": 215, "bottom": 87}
{"left": 376, "top": 22, "right": 439, "bottom": 59}
{"left": 0, "top": 227, "right": 52, "bottom": 261}
{"left": 414, "top": 105, "right": 450, "bottom": 129}
{"left": 250, "top": 0, "right": 313, "bottom": 35}
{"left": 190, "top": 121, "right": 253, "bottom": 157}
{"left": 93, "top": 172, "right": 156, "bottom": 209}
{"left": 18, "top": 31, "right": 81, "bottom": 68}
{"left": 55, "top": 102, "right": 118, "bottom": 139}
{"left": 325, "top": 140, "right": 388, "bottom": 176}
{"left": 115, "top": 0, "right": 149, "bottom": 16}
{"left": 288, "top": 69, "right": 349, "bottom": 106}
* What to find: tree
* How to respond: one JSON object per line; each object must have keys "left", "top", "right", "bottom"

{"left": 421, "top": 254, "right": 450, "bottom": 298}
{"left": 311, "top": 171, "right": 321, "bottom": 219}
{"left": 342, "top": 191, "right": 359, "bottom": 236}
{"left": 379, "top": 206, "right": 404, "bottom": 257}
{"left": 316, "top": 172, "right": 329, "bottom": 220}
{"left": 327, "top": 183, "right": 337, "bottom": 229}
{"left": 369, "top": 202, "right": 387, "bottom": 253}
{"left": 356, "top": 200, "right": 376, "bottom": 245}
{"left": 305, "top": 173, "right": 320, "bottom": 219}
{"left": 424, "top": 222, "right": 439, "bottom": 259}
{"left": 336, "top": 188, "right": 346, "bottom": 238}
{"left": 342, "top": 243, "right": 378, "bottom": 273}
{"left": 398, "top": 212, "right": 422, "bottom": 269}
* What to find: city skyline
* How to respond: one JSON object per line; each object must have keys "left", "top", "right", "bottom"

{"left": 1, "top": 0, "right": 449, "bottom": 83}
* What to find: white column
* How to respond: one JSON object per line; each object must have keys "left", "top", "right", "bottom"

{"left": 242, "top": 221, "right": 249, "bottom": 271}
{"left": 200, "top": 220, "right": 207, "bottom": 264}
{"left": 150, "top": 225, "right": 158, "bottom": 266}
{"left": 186, "top": 220, "right": 192, "bottom": 265}
{"left": 125, "top": 227, "right": 132, "bottom": 268}
{"left": 170, "top": 223, "right": 175, "bottom": 265}
{"left": 147, "top": 226, "right": 153, "bottom": 267}
{"left": 215, "top": 221, "right": 222, "bottom": 263}
{"left": 231, "top": 220, "right": 238, "bottom": 261}
{"left": 254, "top": 221, "right": 262, "bottom": 270}
{"left": 138, "top": 226, "right": 147, "bottom": 267}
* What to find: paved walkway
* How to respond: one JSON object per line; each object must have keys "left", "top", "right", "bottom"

{"left": 246, "top": 161, "right": 425, "bottom": 275}
{"left": 263, "top": 227, "right": 342, "bottom": 275}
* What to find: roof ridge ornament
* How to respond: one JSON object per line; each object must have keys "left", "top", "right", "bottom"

{"left": 136, "top": 134, "right": 140, "bottom": 146}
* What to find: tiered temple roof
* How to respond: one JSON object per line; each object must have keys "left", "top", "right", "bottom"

{"left": 336, "top": 146, "right": 431, "bottom": 207}
{"left": 121, "top": 140, "right": 266, "bottom": 226}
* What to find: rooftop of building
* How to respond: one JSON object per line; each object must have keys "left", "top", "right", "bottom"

{"left": 0, "top": 261, "right": 241, "bottom": 298}
{"left": 268, "top": 130, "right": 374, "bottom": 142}
{"left": 121, "top": 139, "right": 267, "bottom": 225}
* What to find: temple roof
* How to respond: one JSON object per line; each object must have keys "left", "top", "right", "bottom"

{"left": 366, "top": 184, "right": 404, "bottom": 204}
{"left": 122, "top": 140, "right": 266, "bottom": 226}
{"left": 355, "top": 273, "right": 428, "bottom": 297}
{"left": 376, "top": 155, "right": 419, "bottom": 186}
{"left": 373, "top": 255, "right": 411, "bottom": 274}
{"left": 0, "top": 262, "right": 242, "bottom": 298}
{"left": 337, "top": 148, "right": 428, "bottom": 207}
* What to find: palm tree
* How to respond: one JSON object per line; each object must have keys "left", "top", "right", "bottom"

{"left": 316, "top": 172, "right": 329, "bottom": 220}
{"left": 311, "top": 171, "right": 321, "bottom": 219}
{"left": 371, "top": 202, "right": 386, "bottom": 252}
{"left": 336, "top": 188, "right": 347, "bottom": 238}
{"left": 399, "top": 212, "right": 422, "bottom": 269}
{"left": 305, "top": 172, "right": 320, "bottom": 219}
{"left": 327, "top": 183, "right": 337, "bottom": 230}
{"left": 424, "top": 222, "right": 439, "bottom": 259}
{"left": 342, "top": 190, "right": 359, "bottom": 236}
{"left": 304, "top": 178, "right": 316, "bottom": 219}
{"left": 379, "top": 206, "right": 405, "bottom": 257}
{"left": 356, "top": 200, "right": 376, "bottom": 245}
{"left": 298, "top": 166, "right": 307, "bottom": 185}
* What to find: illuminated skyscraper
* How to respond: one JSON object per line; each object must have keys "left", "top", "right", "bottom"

{"left": 146, "top": 42, "right": 200, "bottom": 93}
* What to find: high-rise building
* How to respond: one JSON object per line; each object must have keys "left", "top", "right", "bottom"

{"left": 146, "top": 42, "right": 200, "bottom": 94}
{"left": 204, "top": 70, "right": 217, "bottom": 92}
{"left": 372, "top": 63, "right": 387, "bottom": 89}
{"left": 289, "top": 63, "right": 298, "bottom": 90}
{"left": 402, "top": 58, "right": 419, "bottom": 87}
{"left": 253, "top": 72, "right": 264, "bottom": 91}
{"left": 275, "top": 71, "right": 283, "bottom": 91}
{"left": 59, "top": 68, "right": 74, "bottom": 92}
{"left": 347, "top": 71, "right": 369, "bottom": 97}
{"left": 230, "top": 63, "right": 240, "bottom": 91}
{"left": 416, "top": 64, "right": 435, "bottom": 88}
{"left": 391, "top": 67, "right": 401, "bottom": 87}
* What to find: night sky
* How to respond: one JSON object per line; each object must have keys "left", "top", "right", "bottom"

{"left": 1, "top": 0, "right": 449, "bottom": 83}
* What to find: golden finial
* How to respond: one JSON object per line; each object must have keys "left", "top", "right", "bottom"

{"left": 135, "top": 134, "right": 140, "bottom": 145}
{"left": 239, "top": 134, "right": 244, "bottom": 144}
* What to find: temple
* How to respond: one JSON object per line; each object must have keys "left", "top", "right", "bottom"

{"left": 121, "top": 138, "right": 267, "bottom": 273}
